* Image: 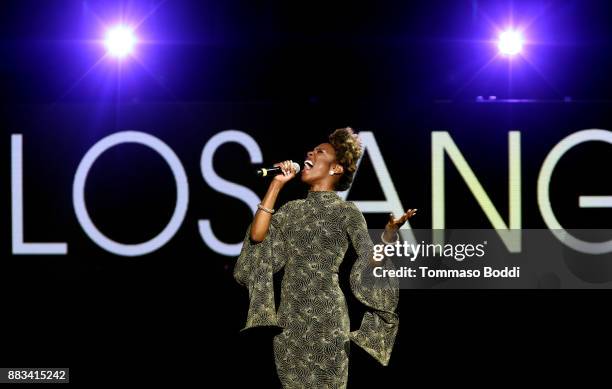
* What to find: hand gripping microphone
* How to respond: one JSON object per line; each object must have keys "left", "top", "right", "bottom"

{"left": 256, "top": 161, "right": 301, "bottom": 177}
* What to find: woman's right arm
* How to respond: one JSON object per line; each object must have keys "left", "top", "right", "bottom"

{"left": 250, "top": 160, "right": 297, "bottom": 242}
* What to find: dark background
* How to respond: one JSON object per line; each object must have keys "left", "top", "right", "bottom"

{"left": 1, "top": 0, "right": 611, "bottom": 385}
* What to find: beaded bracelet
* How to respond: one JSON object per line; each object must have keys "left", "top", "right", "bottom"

{"left": 381, "top": 231, "right": 399, "bottom": 244}
{"left": 257, "top": 203, "right": 275, "bottom": 214}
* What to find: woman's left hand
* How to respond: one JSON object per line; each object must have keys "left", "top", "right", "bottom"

{"left": 383, "top": 209, "right": 417, "bottom": 241}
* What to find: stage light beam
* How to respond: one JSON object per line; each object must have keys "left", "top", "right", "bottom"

{"left": 104, "top": 26, "right": 137, "bottom": 58}
{"left": 497, "top": 30, "right": 524, "bottom": 56}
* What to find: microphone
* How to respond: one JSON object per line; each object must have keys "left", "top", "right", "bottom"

{"left": 256, "top": 161, "right": 301, "bottom": 177}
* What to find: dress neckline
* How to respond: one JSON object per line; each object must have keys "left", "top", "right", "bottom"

{"left": 306, "top": 190, "right": 341, "bottom": 201}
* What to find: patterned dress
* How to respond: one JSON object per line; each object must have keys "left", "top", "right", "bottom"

{"left": 234, "top": 190, "right": 399, "bottom": 388}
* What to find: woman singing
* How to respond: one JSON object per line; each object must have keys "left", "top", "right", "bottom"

{"left": 234, "top": 127, "right": 416, "bottom": 388}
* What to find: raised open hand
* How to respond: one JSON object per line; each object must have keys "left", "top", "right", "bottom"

{"left": 383, "top": 208, "right": 417, "bottom": 242}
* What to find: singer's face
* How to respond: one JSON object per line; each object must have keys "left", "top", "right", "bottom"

{"left": 301, "top": 143, "right": 337, "bottom": 184}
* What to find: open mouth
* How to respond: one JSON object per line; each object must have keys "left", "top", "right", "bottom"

{"left": 303, "top": 160, "right": 314, "bottom": 171}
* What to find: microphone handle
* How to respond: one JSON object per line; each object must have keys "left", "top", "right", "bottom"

{"left": 256, "top": 166, "right": 283, "bottom": 177}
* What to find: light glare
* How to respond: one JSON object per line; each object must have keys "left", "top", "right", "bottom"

{"left": 105, "top": 26, "right": 136, "bottom": 58}
{"left": 498, "top": 30, "right": 524, "bottom": 56}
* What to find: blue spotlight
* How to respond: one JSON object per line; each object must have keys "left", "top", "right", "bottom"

{"left": 497, "top": 30, "right": 524, "bottom": 56}
{"left": 104, "top": 26, "right": 137, "bottom": 58}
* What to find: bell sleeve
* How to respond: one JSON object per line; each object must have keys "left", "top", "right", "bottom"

{"left": 233, "top": 201, "right": 290, "bottom": 332}
{"left": 345, "top": 202, "right": 400, "bottom": 366}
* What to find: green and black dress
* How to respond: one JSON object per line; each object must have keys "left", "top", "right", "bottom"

{"left": 234, "top": 190, "right": 399, "bottom": 389}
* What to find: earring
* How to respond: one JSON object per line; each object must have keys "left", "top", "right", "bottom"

{"left": 329, "top": 171, "right": 334, "bottom": 175}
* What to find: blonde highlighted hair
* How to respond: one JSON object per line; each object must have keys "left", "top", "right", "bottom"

{"left": 328, "top": 127, "right": 363, "bottom": 191}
